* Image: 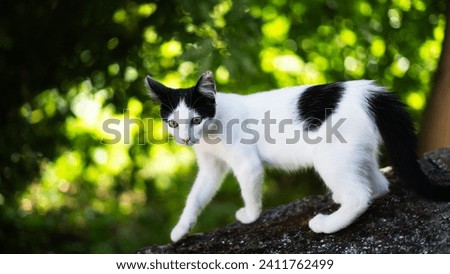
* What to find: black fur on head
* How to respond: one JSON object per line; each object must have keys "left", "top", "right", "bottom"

{"left": 145, "top": 71, "right": 217, "bottom": 120}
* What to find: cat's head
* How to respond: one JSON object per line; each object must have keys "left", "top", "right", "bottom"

{"left": 145, "top": 71, "right": 216, "bottom": 146}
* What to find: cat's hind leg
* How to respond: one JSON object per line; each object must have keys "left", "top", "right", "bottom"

{"left": 370, "top": 165, "right": 390, "bottom": 199}
{"left": 309, "top": 152, "right": 372, "bottom": 234}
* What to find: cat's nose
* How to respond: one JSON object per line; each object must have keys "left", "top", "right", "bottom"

{"left": 181, "top": 137, "right": 191, "bottom": 144}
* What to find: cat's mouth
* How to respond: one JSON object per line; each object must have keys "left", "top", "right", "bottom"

{"left": 177, "top": 139, "right": 198, "bottom": 146}
{"left": 184, "top": 141, "right": 198, "bottom": 146}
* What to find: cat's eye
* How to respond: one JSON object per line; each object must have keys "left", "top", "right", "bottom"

{"left": 167, "top": 120, "right": 178, "bottom": 128}
{"left": 191, "top": 117, "right": 202, "bottom": 125}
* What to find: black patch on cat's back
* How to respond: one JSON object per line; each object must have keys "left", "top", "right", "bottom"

{"left": 297, "top": 82, "right": 345, "bottom": 131}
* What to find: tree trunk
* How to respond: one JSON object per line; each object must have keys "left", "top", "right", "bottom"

{"left": 419, "top": 2, "right": 450, "bottom": 154}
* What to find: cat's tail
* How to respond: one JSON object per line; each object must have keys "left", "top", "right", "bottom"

{"left": 367, "top": 90, "right": 450, "bottom": 201}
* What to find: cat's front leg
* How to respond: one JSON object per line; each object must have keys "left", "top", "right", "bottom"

{"left": 170, "top": 152, "right": 228, "bottom": 242}
{"left": 231, "top": 158, "right": 264, "bottom": 224}
{"left": 235, "top": 207, "right": 260, "bottom": 223}
{"left": 171, "top": 217, "right": 195, "bottom": 242}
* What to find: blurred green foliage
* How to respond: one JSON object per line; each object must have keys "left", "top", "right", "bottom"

{"left": 0, "top": 0, "right": 447, "bottom": 253}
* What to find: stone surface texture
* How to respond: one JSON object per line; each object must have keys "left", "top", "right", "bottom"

{"left": 138, "top": 147, "right": 450, "bottom": 254}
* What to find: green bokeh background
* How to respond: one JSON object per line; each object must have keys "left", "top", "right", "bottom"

{"left": 0, "top": 0, "right": 447, "bottom": 253}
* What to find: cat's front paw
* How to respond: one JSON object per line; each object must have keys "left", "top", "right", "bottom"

{"left": 308, "top": 214, "right": 340, "bottom": 234}
{"left": 236, "top": 207, "right": 260, "bottom": 224}
{"left": 170, "top": 223, "right": 190, "bottom": 242}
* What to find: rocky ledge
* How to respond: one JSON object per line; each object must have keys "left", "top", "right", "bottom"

{"left": 138, "top": 147, "right": 450, "bottom": 254}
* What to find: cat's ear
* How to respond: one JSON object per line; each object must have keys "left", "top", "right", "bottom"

{"left": 195, "top": 71, "right": 216, "bottom": 99}
{"left": 145, "top": 75, "right": 168, "bottom": 102}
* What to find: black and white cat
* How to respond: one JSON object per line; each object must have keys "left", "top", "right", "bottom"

{"left": 146, "top": 71, "right": 449, "bottom": 242}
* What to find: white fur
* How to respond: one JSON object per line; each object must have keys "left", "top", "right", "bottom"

{"left": 169, "top": 80, "right": 390, "bottom": 242}
{"left": 166, "top": 100, "right": 204, "bottom": 145}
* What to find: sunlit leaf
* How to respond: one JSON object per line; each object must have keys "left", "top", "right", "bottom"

{"left": 160, "top": 40, "right": 183, "bottom": 58}
{"left": 407, "top": 92, "right": 426, "bottom": 110}
{"left": 262, "top": 16, "right": 290, "bottom": 42}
